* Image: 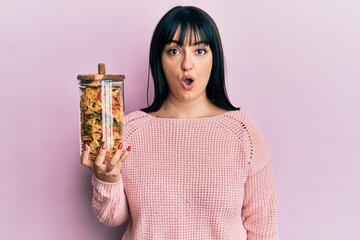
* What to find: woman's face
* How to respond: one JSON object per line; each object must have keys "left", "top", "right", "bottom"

{"left": 161, "top": 27, "right": 213, "bottom": 103}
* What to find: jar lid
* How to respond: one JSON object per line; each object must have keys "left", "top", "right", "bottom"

{"left": 77, "top": 63, "right": 125, "bottom": 82}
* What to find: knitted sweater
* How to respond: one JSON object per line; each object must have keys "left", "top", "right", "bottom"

{"left": 91, "top": 110, "right": 278, "bottom": 240}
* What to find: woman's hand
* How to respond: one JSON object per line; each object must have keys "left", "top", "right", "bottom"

{"left": 81, "top": 142, "right": 131, "bottom": 183}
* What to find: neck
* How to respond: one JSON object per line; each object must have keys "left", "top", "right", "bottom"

{"left": 157, "top": 95, "right": 225, "bottom": 119}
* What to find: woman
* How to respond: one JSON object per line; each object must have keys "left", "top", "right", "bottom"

{"left": 81, "top": 6, "right": 278, "bottom": 239}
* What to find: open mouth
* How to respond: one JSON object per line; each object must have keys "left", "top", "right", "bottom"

{"left": 181, "top": 75, "right": 195, "bottom": 90}
{"left": 183, "top": 78, "right": 193, "bottom": 86}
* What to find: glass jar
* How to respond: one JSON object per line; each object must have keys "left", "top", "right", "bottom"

{"left": 77, "top": 63, "right": 125, "bottom": 160}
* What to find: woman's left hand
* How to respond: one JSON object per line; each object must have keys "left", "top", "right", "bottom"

{"left": 80, "top": 143, "right": 131, "bottom": 183}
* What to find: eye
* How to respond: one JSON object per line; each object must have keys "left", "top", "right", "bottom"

{"left": 167, "top": 48, "right": 180, "bottom": 55}
{"left": 195, "top": 48, "right": 208, "bottom": 55}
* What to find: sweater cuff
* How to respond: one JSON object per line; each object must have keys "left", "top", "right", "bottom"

{"left": 91, "top": 175, "right": 124, "bottom": 198}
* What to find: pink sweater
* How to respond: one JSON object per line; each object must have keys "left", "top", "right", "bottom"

{"left": 91, "top": 110, "right": 278, "bottom": 239}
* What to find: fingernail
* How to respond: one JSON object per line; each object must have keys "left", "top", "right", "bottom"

{"left": 118, "top": 142, "right": 123, "bottom": 150}
{"left": 126, "top": 146, "right": 131, "bottom": 151}
{"left": 102, "top": 142, "right": 107, "bottom": 149}
{"left": 83, "top": 145, "right": 88, "bottom": 151}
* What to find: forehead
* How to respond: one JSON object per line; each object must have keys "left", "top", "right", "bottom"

{"left": 170, "top": 25, "right": 206, "bottom": 45}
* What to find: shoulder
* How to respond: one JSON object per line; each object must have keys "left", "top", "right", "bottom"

{"left": 124, "top": 111, "right": 155, "bottom": 139}
{"left": 219, "top": 110, "right": 263, "bottom": 139}
{"left": 124, "top": 110, "right": 157, "bottom": 128}
{"left": 221, "top": 110, "right": 270, "bottom": 172}
{"left": 125, "top": 110, "right": 152, "bottom": 124}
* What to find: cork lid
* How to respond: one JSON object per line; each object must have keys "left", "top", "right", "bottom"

{"left": 77, "top": 63, "right": 125, "bottom": 82}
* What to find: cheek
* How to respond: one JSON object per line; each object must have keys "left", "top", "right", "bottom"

{"left": 203, "top": 59, "right": 213, "bottom": 76}
{"left": 161, "top": 60, "right": 177, "bottom": 87}
{"left": 161, "top": 57, "right": 176, "bottom": 74}
{"left": 208, "top": 61, "right": 213, "bottom": 73}
{"left": 161, "top": 60, "right": 171, "bottom": 79}
{"left": 203, "top": 53, "right": 213, "bottom": 75}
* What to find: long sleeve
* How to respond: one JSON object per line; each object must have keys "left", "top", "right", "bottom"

{"left": 241, "top": 116, "right": 278, "bottom": 239}
{"left": 91, "top": 175, "right": 129, "bottom": 227}
{"left": 242, "top": 163, "right": 278, "bottom": 239}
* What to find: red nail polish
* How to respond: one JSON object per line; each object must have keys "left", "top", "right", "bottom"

{"left": 83, "top": 145, "right": 88, "bottom": 151}
{"left": 102, "top": 142, "right": 107, "bottom": 149}
{"left": 126, "top": 146, "right": 131, "bottom": 151}
{"left": 118, "top": 142, "right": 123, "bottom": 150}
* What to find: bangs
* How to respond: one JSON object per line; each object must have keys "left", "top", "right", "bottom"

{"left": 167, "top": 22, "right": 210, "bottom": 46}
{"left": 162, "top": 9, "right": 212, "bottom": 46}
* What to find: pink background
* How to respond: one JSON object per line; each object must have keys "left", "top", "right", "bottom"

{"left": 1, "top": 0, "right": 359, "bottom": 239}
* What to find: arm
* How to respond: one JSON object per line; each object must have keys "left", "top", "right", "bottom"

{"left": 241, "top": 115, "right": 278, "bottom": 239}
{"left": 242, "top": 163, "right": 278, "bottom": 239}
{"left": 91, "top": 175, "right": 129, "bottom": 227}
{"left": 81, "top": 142, "right": 131, "bottom": 227}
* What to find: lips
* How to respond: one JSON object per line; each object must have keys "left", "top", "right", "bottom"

{"left": 181, "top": 75, "right": 194, "bottom": 90}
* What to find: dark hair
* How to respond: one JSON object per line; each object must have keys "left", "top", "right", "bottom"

{"left": 142, "top": 6, "right": 239, "bottom": 112}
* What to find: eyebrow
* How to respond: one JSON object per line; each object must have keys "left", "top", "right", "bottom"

{"left": 168, "top": 40, "right": 209, "bottom": 46}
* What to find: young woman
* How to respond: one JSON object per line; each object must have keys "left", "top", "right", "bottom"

{"left": 81, "top": 6, "right": 278, "bottom": 239}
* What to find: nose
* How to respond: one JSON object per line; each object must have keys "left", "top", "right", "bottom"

{"left": 181, "top": 52, "right": 193, "bottom": 71}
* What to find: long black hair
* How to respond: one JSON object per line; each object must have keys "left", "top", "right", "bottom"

{"left": 141, "top": 6, "right": 239, "bottom": 112}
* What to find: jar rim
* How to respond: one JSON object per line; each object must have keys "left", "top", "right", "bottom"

{"left": 77, "top": 74, "right": 125, "bottom": 81}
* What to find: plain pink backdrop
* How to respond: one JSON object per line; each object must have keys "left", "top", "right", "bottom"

{"left": 1, "top": 0, "right": 359, "bottom": 239}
